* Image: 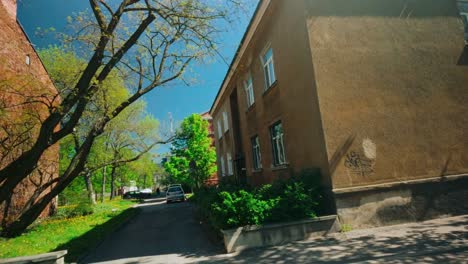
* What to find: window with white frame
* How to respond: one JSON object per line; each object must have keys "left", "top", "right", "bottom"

{"left": 227, "top": 152, "right": 233, "bottom": 175}
{"left": 262, "top": 47, "right": 276, "bottom": 88}
{"left": 222, "top": 111, "right": 229, "bottom": 132}
{"left": 217, "top": 119, "right": 222, "bottom": 139}
{"left": 220, "top": 155, "right": 226, "bottom": 176}
{"left": 244, "top": 74, "right": 255, "bottom": 107}
{"left": 270, "top": 121, "right": 287, "bottom": 166}
{"left": 458, "top": 0, "right": 468, "bottom": 42}
{"left": 251, "top": 136, "right": 262, "bottom": 170}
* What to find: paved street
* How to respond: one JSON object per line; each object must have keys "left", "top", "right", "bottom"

{"left": 82, "top": 198, "right": 223, "bottom": 264}
{"left": 83, "top": 199, "right": 468, "bottom": 264}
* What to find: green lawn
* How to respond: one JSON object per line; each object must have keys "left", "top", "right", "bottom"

{"left": 0, "top": 199, "right": 139, "bottom": 262}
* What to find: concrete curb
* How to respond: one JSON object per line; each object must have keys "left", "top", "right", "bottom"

{"left": 221, "top": 215, "right": 340, "bottom": 253}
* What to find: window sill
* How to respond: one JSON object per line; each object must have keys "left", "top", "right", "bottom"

{"left": 262, "top": 80, "right": 278, "bottom": 97}
{"left": 252, "top": 168, "right": 263, "bottom": 173}
{"left": 271, "top": 163, "right": 289, "bottom": 171}
{"left": 246, "top": 102, "right": 256, "bottom": 113}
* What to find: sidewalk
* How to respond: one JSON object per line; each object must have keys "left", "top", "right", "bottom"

{"left": 202, "top": 214, "right": 468, "bottom": 263}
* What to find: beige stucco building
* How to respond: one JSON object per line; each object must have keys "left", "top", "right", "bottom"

{"left": 210, "top": 0, "right": 468, "bottom": 228}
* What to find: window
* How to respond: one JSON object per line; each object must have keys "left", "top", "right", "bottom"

{"left": 217, "top": 119, "right": 222, "bottom": 139}
{"left": 227, "top": 152, "right": 233, "bottom": 175}
{"left": 222, "top": 111, "right": 229, "bottom": 132}
{"left": 220, "top": 155, "right": 226, "bottom": 176}
{"left": 262, "top": 47, "right": 276, "bottom": 88}
{"left": 458, "top": 0, "right": 468, "bottom": 42}
{"left": 270, "top": 122, "right": 287, "bottom": 166}
{"left": 251, "top": 136, "right": 262, "bottom": 170}
{"left": 244, "top": 75, "right": 255, "bottom": 107}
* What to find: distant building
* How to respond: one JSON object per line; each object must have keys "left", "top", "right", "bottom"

{"left": 201, "top": 112, "right": 218, "bottom": 185}
{"left": 0, "top": 0, "right": 60, "bottom": 226}
{"left": 210, "top": 0, "right": 468, "bottom": 228}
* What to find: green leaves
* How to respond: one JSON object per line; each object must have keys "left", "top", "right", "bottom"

{"left": 164, "top": 114, "right": 216, "bottom": 190}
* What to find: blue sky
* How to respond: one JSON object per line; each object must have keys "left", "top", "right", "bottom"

{"left": 17, "top": 0, "right": 258, "bottom": 155}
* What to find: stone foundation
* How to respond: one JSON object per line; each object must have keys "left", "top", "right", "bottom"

{"left": 334, "top": 174, "right": 468, "bottom": 229}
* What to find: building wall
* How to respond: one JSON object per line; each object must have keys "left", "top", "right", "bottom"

{"left": 213, "top": 1, "right": 330, "bottom": 188}
{"left": 0, "top": 1, "right": 59, "bottom": 226}
{"left": 201, "top": 112, "right": 218, "bottom": 185}
{"left": 305, "top": 0, "right": 468, "bottom": 190}
{"left": 304, "top": 0, "right": 468, "bottom": 227}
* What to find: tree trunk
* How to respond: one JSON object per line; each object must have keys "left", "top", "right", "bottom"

{"left": 110, "top": 166, "right": 117, "bottom": 200}
{"left": 101, "top": 166, "right": 106, "bottom": 203}
{"left": 84, "top": 172, "right": 96, "bottom": 205}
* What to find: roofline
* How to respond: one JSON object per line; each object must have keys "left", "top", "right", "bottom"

{"left": 209, "top": 0, "right": 270, "bottom": 115}
{"left": 16, "top": 19, "right": 59, "bottom": 94}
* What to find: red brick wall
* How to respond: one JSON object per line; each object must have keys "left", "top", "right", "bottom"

{"left": 0, "top": 1, "right": 59, "bottom": 227}
{"left": 201, "top": 112, "right": 218, "bottom": 185}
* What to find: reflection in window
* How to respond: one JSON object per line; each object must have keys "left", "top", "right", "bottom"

{"left": 458, "top": 0, "right": 468, "bottom": 42}
{"left": 270, "top": 122, "right": 286, "bottom": 166}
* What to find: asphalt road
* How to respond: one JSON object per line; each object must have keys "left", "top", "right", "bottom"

{"left": 82, "top": 198, "right": 468, "bottom": 264}
{"left": 82, "top": 198, "right": 224, "bottom": 264}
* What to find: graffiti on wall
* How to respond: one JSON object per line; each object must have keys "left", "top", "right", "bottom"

{"left": 344, "top": 138, "right": 376, "bottom": 177}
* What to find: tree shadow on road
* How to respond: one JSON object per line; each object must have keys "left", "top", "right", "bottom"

{"left": 79, "top": 200, "right": 224, "bottom": 264}
{"left": 200, "top": 215, "right": 468, "bottom": 263}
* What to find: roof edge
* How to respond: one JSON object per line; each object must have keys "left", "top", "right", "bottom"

{"left": 209, "top": 0, "right": 269, "bottom": 115}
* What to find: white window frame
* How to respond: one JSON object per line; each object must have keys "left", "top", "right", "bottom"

{"left": 251, "top": 136, "right": 262, "bottom": 170}
{"left": 220, "top": 155, "right": 226, "bottom": 176}
{"left": 270, "top": 122, "right": 287, "bottom": 166}
{"left": 244, "top": 74, "right": 255, "bottom": 107}
{"left": 222, "top": 111, "right": 229, "bottom": 132}
{"left": 458, "top": 1, "right": 468, "bottom": 41}
{"left": 216, "top": 119, "right": 222, "bottom": 139}
{"left": 227, "top": 152, "right": 233, "bottom": 176}
{"left": 261, "top": 46, "right": 276, "bottom": 89}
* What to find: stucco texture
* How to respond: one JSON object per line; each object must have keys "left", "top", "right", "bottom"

{"left": 306, "top": 0, "right": 468, "bottom": 189}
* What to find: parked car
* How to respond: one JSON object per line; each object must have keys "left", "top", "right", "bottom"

{"left": 166, "top": 186, "right": 185, "bottom": 203}
{"left": 123, "top": 191, "right": 141, "bottom": 199}
{"left": 139, "top": 188, "right": 152, "bottom": 198}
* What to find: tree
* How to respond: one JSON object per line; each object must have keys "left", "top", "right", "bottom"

{"left": 1, "top": 0, "right": 243, "bottom": 236}
{"left": 164, "top": 114, "right": 216, "bottom": 191}
{"left": 43, "top": 47, "right": 161, "bottom": 205}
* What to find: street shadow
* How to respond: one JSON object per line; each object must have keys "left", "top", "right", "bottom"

{"left": 80, "top": 201, "right": 224, "bottom": 264}
{"left": 51, "top": 207, "right": 140, "bottom": 263}
{"left": 200, "top": 216, "right": 468, "bottom": 263}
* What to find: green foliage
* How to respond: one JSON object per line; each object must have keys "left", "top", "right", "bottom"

{"left": 0, "top": 199, "right": 137, "bottom": 262}
{"left": 40, "top": 46, "right": 161, "bottom": 205}
{"left": 211, "top": 190, "right": 275, "bottom": 229}
{"left": 164, "top": 114, "right": 216, "bottom": 190}
{"left": 194, "top": 170, "right": 323, "bottom": 230}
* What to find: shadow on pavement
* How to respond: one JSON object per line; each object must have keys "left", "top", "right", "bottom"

{"left": 51, "top": 207, "right": 140, "bottom": 263}
{"left": 200, "top": 215, "right": 468, "bottom": 263}
{"left": 81, "top": 200, "right": 224, "bottom": 263}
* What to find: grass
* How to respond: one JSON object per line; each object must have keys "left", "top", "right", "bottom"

{"left": 340, "top": 223, "right": 353, "bottom": 233}
{"left": 0, "top": 198, "right": 139, "bottom": 262}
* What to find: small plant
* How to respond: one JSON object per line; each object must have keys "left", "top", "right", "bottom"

{"left": 341, "top": 224, "right": 353, "bottom": 233}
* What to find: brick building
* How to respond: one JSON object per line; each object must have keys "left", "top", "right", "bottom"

{"left": 0, "top": 0, "right": 59, "bottom": 227}
{"left": 210, "top": 0, "right": 468, "bottom": 227}
{"left": 201, "top": 112, "right": 219, "bottom": 185}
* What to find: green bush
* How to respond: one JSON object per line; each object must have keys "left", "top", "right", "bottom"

{"left": 56, "top": 201, "right": 95, "bottom": 219}
{"left": 194, "top": 169, "right": 323, "bottom": 230}
{"left": 210, "top": 190, "right": 276, "bottom": 229}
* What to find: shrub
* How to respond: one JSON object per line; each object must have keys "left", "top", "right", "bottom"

{"left": 193, "top": 169, "right": 323, "bottom": 230}
{"left": 55, "top": 201, "right": 94, "bottom": 219}
{"left": 210, "top": 190, "right": 276, "bottom": 229}
{"left": 267, "top": 181, "right": 318, "bottom": 223}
